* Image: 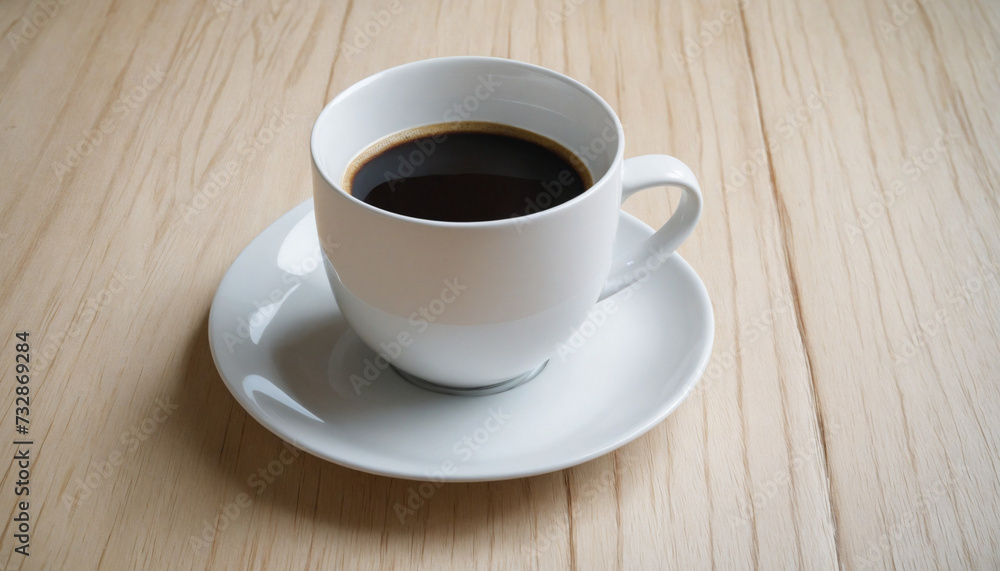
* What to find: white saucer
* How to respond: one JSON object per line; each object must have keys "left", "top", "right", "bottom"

{"left": 208, "top": 199, "right": 714, "bottom": 481}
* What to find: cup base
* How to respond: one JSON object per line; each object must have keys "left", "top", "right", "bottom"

{"left": 392, "top": 361, "right": 549, "bottom": 396}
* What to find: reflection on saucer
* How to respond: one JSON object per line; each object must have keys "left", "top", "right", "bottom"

{"left": 208, "top": 199, "right": 714, "bottom": 481}
{"left": 243, "top": 374, "right": 323, "bottom": 424}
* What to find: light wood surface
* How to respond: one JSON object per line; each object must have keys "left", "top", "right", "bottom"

{"left": 1, "top": 0, "right": 998, "bottom": 568}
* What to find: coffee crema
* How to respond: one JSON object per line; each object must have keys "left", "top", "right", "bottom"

{"left": 344, "top": 122, "right": 592, "bottom": 223}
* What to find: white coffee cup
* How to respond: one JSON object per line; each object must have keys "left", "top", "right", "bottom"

{"left": 312, "top": 57, "right": 702, "bottom": 393}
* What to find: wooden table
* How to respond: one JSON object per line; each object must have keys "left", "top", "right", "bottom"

{"left": 2, "top": 0, "right": 998, "bottom": 568}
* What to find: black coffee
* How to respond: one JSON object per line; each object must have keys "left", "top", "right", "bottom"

{"left": 346, "top": 123, "right": 591, "bottom": 222}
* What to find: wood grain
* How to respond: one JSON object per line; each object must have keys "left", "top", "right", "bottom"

{"left": 0, "top": 0, "right": 997, "bottom": 568}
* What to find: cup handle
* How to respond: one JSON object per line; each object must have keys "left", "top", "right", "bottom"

{"left": 599, "top": 155, "right": 704, "bottom": 300}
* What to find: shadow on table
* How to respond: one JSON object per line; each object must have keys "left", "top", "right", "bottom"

{"left": 169, "top": 310, "right": 620, "bottom": 554}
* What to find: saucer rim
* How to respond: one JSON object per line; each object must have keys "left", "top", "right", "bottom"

{"left": 208, "top": 199, "right": 714, "bottom": 482}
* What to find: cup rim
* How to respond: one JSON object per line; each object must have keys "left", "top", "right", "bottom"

{"left": 310, "top": 56, "right": 625, "bottom": 229}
